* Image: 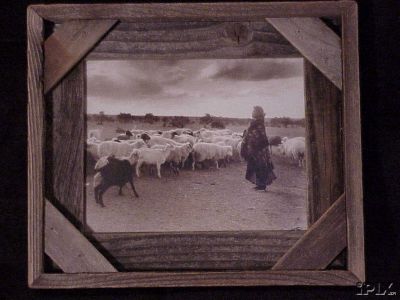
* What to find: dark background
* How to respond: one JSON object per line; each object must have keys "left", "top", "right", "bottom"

{"left": 1, "top": 0, "right": 399, "bottom": 299}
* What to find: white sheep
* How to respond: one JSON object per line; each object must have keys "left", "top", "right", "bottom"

{"left": 173, "top": 134, "right": 196, "bottom": 146}
{"left": 133, "top": 144, "right": 174, "bottom": 178}
{"left": 161, "top": 130, "right": 178, "bottom": 139}
{"left": 151, "top": 142, "right": 192, "bottom": 173}
{"left": 87, "top": 136, "right": 102, "bottom": 144}
{"left": 208, "top": 136, "right": 241, "bottom": 161}
{"left": 97, "top": 140, "right": 147, "bottom": 158}
{"left": 88, "top": 128, "right": 103, "bottom": 140}
{"left": 192, "top": 143, "right": 232, "bottom": 170}
{"left": 280, "top": 137, "right": 306, "bottom": 167}
{"left": 94, "top": 149, "right": 139, "bottom": 172}
{"left": 237, "top": 140, "right": 243, "bottom": 161}
{"left": 173, "top": 128, "right": 192, "bottom": 135}
{"left": 145, "top": 135, "right": 183, "bottom": 148}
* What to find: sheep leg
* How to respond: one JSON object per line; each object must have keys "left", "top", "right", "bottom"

{"left": 192, "top": 157, "right": 196, "bottom": 170}
{"left": 215, "top": 160, "right": 219, "bottom": 169}
{"left": 94, "top": 184, "right": 101, "bottom": 205}
{"left": 98, "top": 187, "right": 106, "bottom": 207}
{"left": 136, "top": 160, "right": 142, "bottom": 177}
{"left": 118, "top": 185, "right": 124, "bottom": 196}
{"left": 96, "top": 183, "right": 110, "bottom": 207}
{"left": 157, "top": 163, "right": 162, "bottom": 178}
{"left": 128, "top": 178, "right": 139, "bottom": 198}
{"left": 171, "top": 162, "right": 179, "bottom": 175}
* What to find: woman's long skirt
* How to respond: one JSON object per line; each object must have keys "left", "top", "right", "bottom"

{"left": 245, "top": 158, "right": 276, "bottom": 189}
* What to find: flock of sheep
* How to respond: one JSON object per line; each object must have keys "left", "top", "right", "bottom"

{"left": 86, "top": 127, "right": 305, "bottom": 207}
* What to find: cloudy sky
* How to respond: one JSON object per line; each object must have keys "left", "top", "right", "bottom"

{"left": 87, "top": 58, "right": 304, "bottom": 118}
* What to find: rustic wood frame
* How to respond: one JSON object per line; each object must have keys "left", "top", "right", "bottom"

{"left": 28, "top": 1, "right": 364, "bottom": 288}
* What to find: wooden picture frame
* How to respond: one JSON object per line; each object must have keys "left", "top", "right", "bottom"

{"left": 28, "top": 1, "right": 364, "bottom": 288}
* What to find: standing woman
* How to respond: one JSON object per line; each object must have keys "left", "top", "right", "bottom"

{"left": 241, "top": 106, "right": 276, "bottom": 191}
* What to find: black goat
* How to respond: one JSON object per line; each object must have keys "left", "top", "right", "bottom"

{"left": 94, "top": 156, "right": 139, "bottom": 207}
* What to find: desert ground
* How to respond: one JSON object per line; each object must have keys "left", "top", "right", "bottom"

{"left": 85, "top": 120, "right": 307, "bottom": 232}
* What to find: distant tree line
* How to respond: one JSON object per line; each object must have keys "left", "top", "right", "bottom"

{"left": 88, "top": 112, "right": 305, "bottom": 128}
{"left": 267, "top": 117, "right": 305, "bottom": 128}
{"left": 200, "top": 114, "right": 226, "bottom": 129}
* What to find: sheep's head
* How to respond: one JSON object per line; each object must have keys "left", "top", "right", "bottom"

{"left": 128, "top": 150, "right": 140, "bottom": 164}
{"left": 227, "top": 146, "right": 233, "bottom": 157}
{"left": 165, "top": 144, "right": 174, "bottom": 151}
{"left": 278, "top": 144, "right": 285, "bottom": 155}
{"left": 94, "top": 156, "right": 109, "bottom": 171}
{"left": 141, "top": 133, "right": 151, "bottom": 142}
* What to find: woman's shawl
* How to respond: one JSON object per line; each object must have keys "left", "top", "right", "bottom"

{"left": 242, "top": 119, "right": 270, "bottom": 164}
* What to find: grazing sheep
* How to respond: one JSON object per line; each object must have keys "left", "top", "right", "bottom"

{"left": 87, "top": 136, "right": 102, "bottom": 144}
{"left": 173, "top": 134, "right": 196, "bottom": 146}
{"left": 93, "top": 155, "right": 139, "bottom": 207}
{"left": 237, "top": 140, "right": 244, "bottom": 161}
{"left": 279, "top": 137, "right": 306, "bottom": 167}
{"left": 88, "top": 128, "right": 103, "bottom": 140}
{"left": 161, "top": 130, "right": 178, "bottom": 139}
{"left": 192, "top": 143, "right": 232, "bottom": 170}
{"left": 97, "top": 140, "right": 147, "bottom": 158}
{"left": 116, "top": 130, "right": 133, "bottom": 140}
{"left": 209, "top": 137, "right": 241, "bottom": 161}
{"left": 151, "top": 142, "right": 191, "bottom": 174}
{"left": 142, "top": 134, "right": 184, "bottom": 148}
{"left": 86, "top": 141, "right": 101, "bottom": 160}
{"left": 134, "top": 144, "right": 174, "bottom": 178}
{"left": 268, "top": 135, "right": 282, "bottom": 152}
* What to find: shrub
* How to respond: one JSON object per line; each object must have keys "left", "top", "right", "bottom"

{"left": 144, "top": 113, "right": 159, "bottom": 124}
{"left": 117, "top": 113, "right": 132, "bottom": 123}
{"left": 115, "top": 127, "right": 126, "bottom": 133}
{"left": 210, "top": 119, "right": 225, "bottom": 129}
{"left": 169, "top": 116, "right": 190, "bottom": 128}
{"left": 200, "top": 113, "right": 213, "bottom": 125}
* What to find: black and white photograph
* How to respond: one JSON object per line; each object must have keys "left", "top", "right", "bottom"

{"left": 85, "top": 58, "right": 307, "bottom": 232}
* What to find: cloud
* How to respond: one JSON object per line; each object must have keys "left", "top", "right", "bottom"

{"left": 87, "top": 59, "right": 305, "bottom": 118}
{"left": 88, "top": 73, "right": 164, "bottom": 99}
{"left": 210, "top": 59, "right": 303, "bottom": 81}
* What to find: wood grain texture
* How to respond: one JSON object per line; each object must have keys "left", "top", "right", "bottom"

{"left": 304, "top": 60, "right": 344, "bottom": 225}
{"left": 32, "top": 2, "right": 344, "bottom": 23}
{"left": 267, "top": 17, "right": 342, "bottom": 89}
{"left": 31, "top": 270, "right": 359, "bottom": 288}
{"left": 272, "top": 195, "right": 346, "bottom": 270}
{"left": 44, "top": 19, "right": 117, "bottom": 93}
{"left": 26, "top": 1, "right": 365, "bottom": 287}
{"left": 88, "top": 21, "right": 300, "bottom": 59}
{"left": 89, "top": 231, "right": 304, "bottom": 271}
{"left": 342, "top": 1, "right": 365, "bottom": 281}
{"left": 45, "top": 199, "right": 117, "bottom": 273}
{"left": 46, "top": 62, "right": 85, "bottom": 228}
{"left": 27, "top": 7, "right": 44, "bottom": 287}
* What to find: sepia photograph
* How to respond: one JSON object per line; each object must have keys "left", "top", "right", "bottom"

{"left": 85, "top": 58, "right": 307, "bottom": 232}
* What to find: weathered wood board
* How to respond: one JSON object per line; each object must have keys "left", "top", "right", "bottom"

{"left": 304, "top": 60, "right": 344, "bottom": 225}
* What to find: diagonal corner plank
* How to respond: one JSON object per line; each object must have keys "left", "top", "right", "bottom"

{"left": 44, "top": 19, "right": 117, "bottom": 94}
{"left": 266, "top": 17, "right": 342, "bottom": 90}
{"left": 45, "top": 199, "right": 117, "bottom": 273}
{"left": 272, "top": 194, "right": 346, "bottom": 270}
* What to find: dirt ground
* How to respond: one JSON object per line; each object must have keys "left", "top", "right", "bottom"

{"left": 86, "top": 153, "right": 307, "bottom": 232}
